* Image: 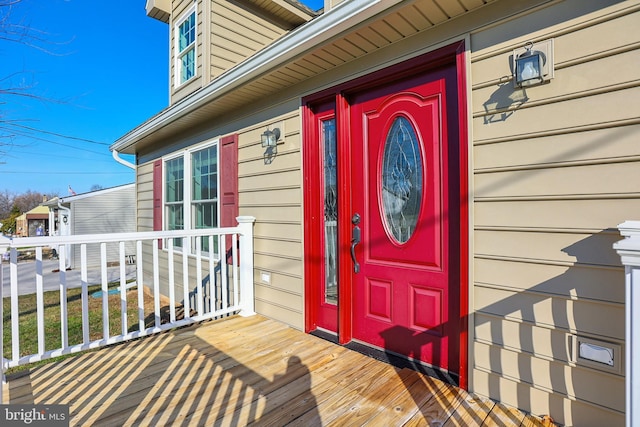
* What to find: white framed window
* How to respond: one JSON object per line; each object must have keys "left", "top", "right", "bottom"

{"left": 163, "top": 139, "right": 219, "bottom": 254}
{"left": 174, "top": 4, "right": 197, "bottom": 86}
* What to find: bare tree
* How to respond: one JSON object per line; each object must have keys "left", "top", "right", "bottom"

{"left": 0, "top": 0, "right": 69, "bottom": 150}
{"left": 0, "top": 188, "right": 15, "bottom": 218}
{"left": 13, "top": 189, "right": 53, "bottom": 212}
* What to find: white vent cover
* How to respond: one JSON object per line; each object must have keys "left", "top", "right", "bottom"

{"left": 579, "top": 342, "right": 614, "bottom": 366}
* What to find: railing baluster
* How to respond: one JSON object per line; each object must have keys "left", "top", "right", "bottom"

{"left": 119, "top": 241, "right": 127, "bottom": 336}
{"left": 182, "top": 237, "right": 189, "bottom": 319}
{"left": 35, "top": 247, "right": 45, "bottom": 355}
{"left": 136, "top": 240, "right": 144, "bottom": 332}
{"left": 196, "top": 237, "right": 203, "bottom": 317}
{"left": 153, "top": 239, "right": 160, "bottom": 329}
{"left": 58, "top": 246, "right": 68, "bottom": 350}
{"left": 81, "top": 244, "right": 89, "bottom": 345}
{"left": 209, "top": 235, "right": 215, "bottom": 314}
{"left": 101, "top": 242, "right": 109, "bottom": 342}
{"left": 168, "top": 239, "right": 176, "bottom": 323}
{"left": 220, "top": 234, "right": 228, "bottom": 312}
{"left": 10, "top": 248, "right": 20, "bottom": 362}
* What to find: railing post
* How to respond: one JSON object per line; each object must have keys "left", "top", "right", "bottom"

{"left": 0, "top": 238, "right": 8, "bottom": 404}
{"left": 614, "top": 220, "right": 640, "bottom": 427}
{"left": 237, "top": 216, "right": 256, "bottom": 317}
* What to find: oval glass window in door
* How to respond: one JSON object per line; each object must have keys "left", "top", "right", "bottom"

{"left": 381, "top": 116, "right": 423, "bottom": 243}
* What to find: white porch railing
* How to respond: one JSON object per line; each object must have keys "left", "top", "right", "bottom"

{"left": 613, "top": 220, "right": 640, "bottom": 427}
{"left": 0, "top": 216, "right": 255, "bottom": 404}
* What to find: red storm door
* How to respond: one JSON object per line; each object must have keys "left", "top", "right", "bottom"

{"left": 349, "top": 65, "right": 460, "bottom": 374}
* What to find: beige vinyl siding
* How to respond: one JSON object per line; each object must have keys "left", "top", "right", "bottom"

{"left": 470, "top": 2, "right": 638, "bottom": 425}
{"left": 136, "top": 162, "right": 155, "bottom": 232}
{"left": 237, "top": 112, "right": 304, "bottom": 329}
{"left": 168, "top": 0, "right": 289, "bottom": 103}
{"left": 209, "top": 0, "right": 287, "bottom": 81}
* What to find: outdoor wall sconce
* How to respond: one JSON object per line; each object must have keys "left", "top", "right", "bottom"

{"left": 262, "top": 127, "right": 281, "bottom": 165}
{"left": 261, "top": 128, "right": 280, "bottom": 150}
{"left": 512, "top": 40, "right": 554, "bottom": 88}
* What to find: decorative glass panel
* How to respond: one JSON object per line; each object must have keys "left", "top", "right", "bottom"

{"left": 381, "top": 116, "right": 422, "bottom": 243}
{"left": 323, "top": 118, "right": 337, "bottom": 305}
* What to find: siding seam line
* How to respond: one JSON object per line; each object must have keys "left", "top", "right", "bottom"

{"left": 240, "top": 187, "right": 299, "bottom": 194}
{"left": 241, "top": 204, "right": 300, "bottom": 210}
{"left": 255, "top": 236, "right": 301, "bottom": 244}
{"left": 255, "top": 220, "right": 301, "bottom": 226}
{"left": 474, "top": 281, "right": 624, "bottom": 307}
{"left": 254, "top": 268, "right": 301, "bottom": 280}
{"left": 472, "top": 366, "right": 624, "bottom": 415}
{"left": 254, "top": 297, "right": 302, "bottom": 314}
{"left": 473, "top": 226, "right": 619, "bottom": 234}
{"left": 474, "top": 155, "right": 640, "bottom": 174}
{"left": 256, "top": 282, "right": 302, "bottom": 298}
{"left": 473, "top": 310, "right": 623, "bottom": 342}
{"left": 470, "top": 2, "right": 640, "bottom": 62}
{"left": 473, "top": 337, "right": 624, "bottom": 379}
{"left": 254, "top": 251, "right": 302, "bottom": 262}
{"left": 473, "top": 254, "right": 622, "bottom": 270}
{"left": 239, "top": 166, "right": 300, "bottom": 177}
{"left": 474, "top": 192, "right": 640, "bottom": 201}
{"left": 473, "top": 79, "right": 640, "bottom": 118}
{"left": 473, "top": 118, "right": 640, "bottom": 145}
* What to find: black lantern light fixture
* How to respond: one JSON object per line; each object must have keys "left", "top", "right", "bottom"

{"left": 514, "top": 42, "right": 544, "bottom": 88}
{"left": 261, "top": 128, "right": 280, "bottom": 149}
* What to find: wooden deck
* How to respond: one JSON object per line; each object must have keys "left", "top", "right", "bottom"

{"left": 4, "top": 315, "right": 551, "bottom": 426}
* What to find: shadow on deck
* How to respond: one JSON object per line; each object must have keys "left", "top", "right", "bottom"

{"left": 4, "top": 315, "right": 552, "bottom": 426}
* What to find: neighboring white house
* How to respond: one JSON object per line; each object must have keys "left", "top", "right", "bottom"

{"left": 43, "top": 184, "right": 136, "bottom": 269}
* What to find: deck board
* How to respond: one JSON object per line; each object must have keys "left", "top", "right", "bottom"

{"left": 4, "top": 314, "right": 551, "bottom": 426}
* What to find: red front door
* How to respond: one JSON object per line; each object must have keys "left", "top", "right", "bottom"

{"left": 349, "top": 67, "right": 460, "bottom": 373}
{"left": 303, "top": 43, "right": 468, "bottom": 383}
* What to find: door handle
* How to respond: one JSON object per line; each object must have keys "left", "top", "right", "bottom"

{"left": 351, "top": 213, "right": 361, "bottom": 274}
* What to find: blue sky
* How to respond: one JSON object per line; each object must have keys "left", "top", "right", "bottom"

{"left": 1, "top": 0, "right": 323, "bottom": 196}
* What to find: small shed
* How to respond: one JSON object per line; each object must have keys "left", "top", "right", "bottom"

{"left": 44, "top": 184, "right": 136, "bottom": 269}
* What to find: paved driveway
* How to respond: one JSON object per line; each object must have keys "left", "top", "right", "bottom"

{"left": 1, "top": 259, "right": 137, "bottom": 296}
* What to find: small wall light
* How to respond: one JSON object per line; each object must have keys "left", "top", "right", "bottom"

{"left": 262, "top": 127, "right": 281, "bottom": 165}
{"left": 512, "top": 40, "right": 554, "bottom": 88}
{"left": 261, "top": 128, "right": 280, "bottom": 148}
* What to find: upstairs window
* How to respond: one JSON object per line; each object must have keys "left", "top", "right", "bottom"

{"left": 175, "top": 6, "right": 196, "bottom": 85}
